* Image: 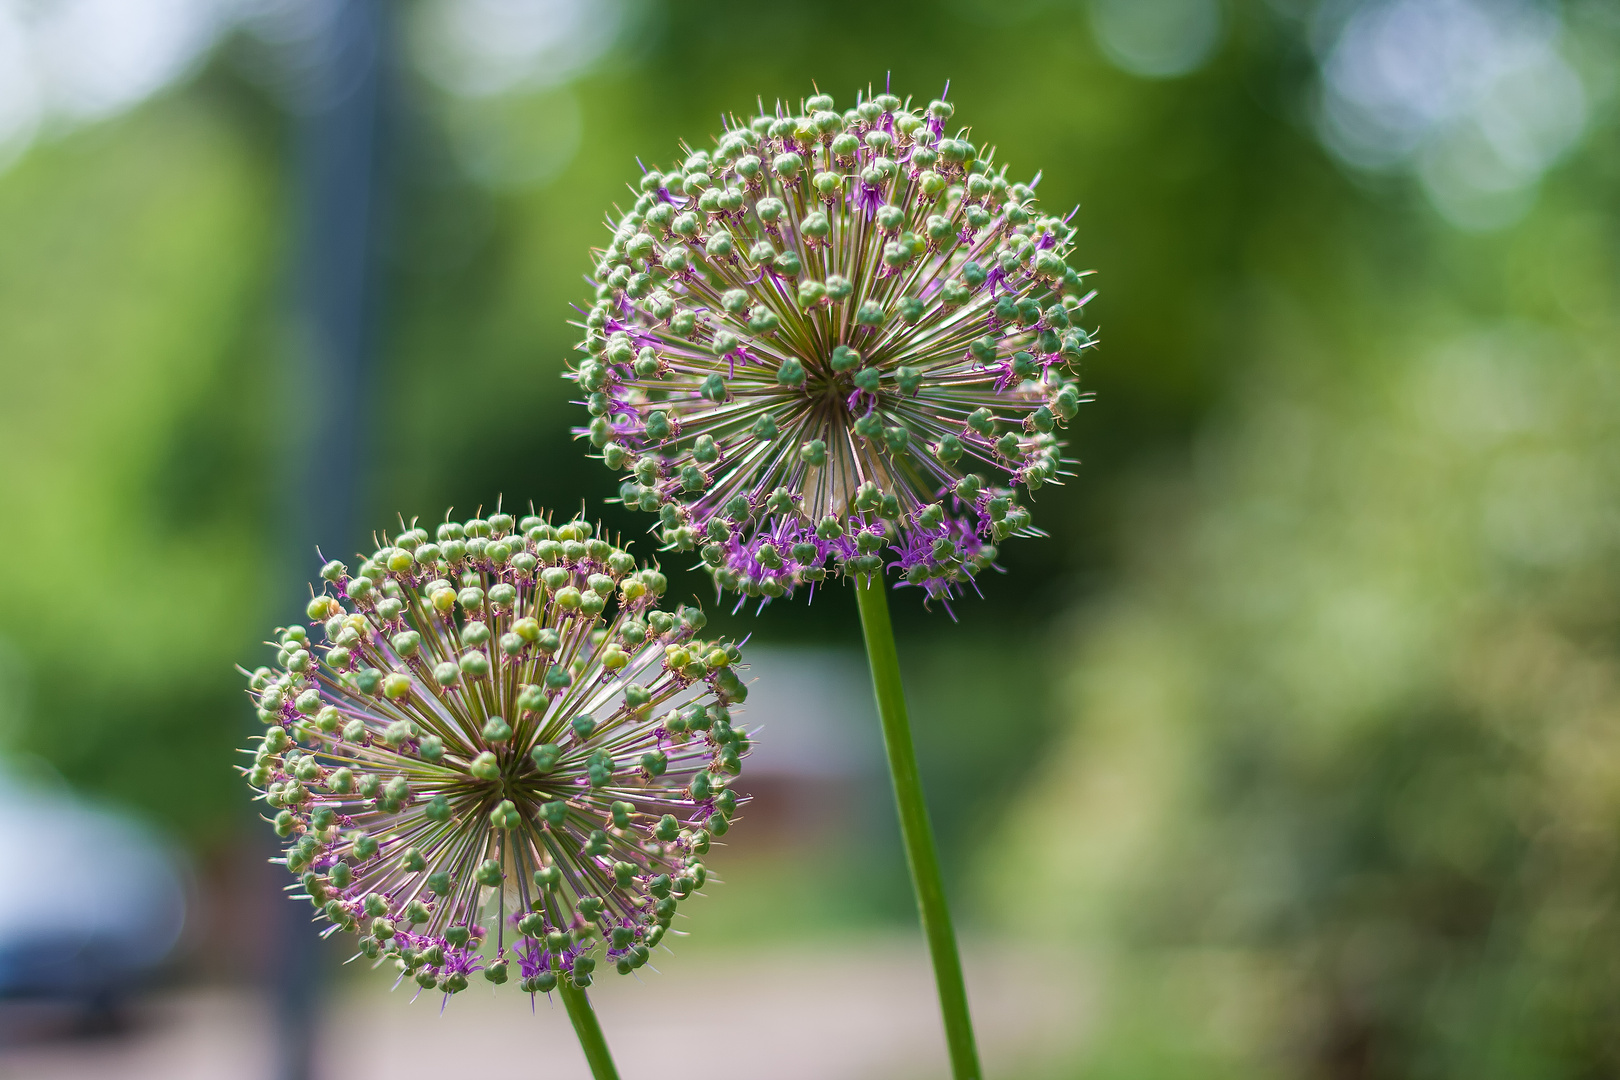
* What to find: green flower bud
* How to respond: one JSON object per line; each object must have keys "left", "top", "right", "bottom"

{"left": 490, "top": 799, "right": 521, "bottom": 829}
{"left": 772, "top": 249, "right": 802, "bottom": 276}
{"left": 382, "top": 775, "right": 410, "bottom": 805}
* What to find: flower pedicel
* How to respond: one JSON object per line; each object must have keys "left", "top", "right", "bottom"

{"left": 241, "top": 509, "right": 751, "bottom": 1077}
{"left": 571, "top": 86, "right": 1094, "bottom": 605}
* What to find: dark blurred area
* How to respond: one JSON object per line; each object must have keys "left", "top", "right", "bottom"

{"left": 0, "top": 0, "right": 1616, "bottom": 1076}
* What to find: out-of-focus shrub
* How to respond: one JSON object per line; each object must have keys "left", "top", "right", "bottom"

{"left": 993, "top": 278, "right": 1620, "bottom": 1075}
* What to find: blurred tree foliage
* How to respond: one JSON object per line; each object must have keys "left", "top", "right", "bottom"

{"left": 372, "top": 0, "right": 1293, "bottom": 621}
{"left": 985, "top": 5, "right": 1620, "bottom": 1077}
{"left": 0, "top": 79, "right": 283, "bottom": 841}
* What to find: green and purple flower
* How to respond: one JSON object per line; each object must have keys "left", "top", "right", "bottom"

{"left": 241, "top": 509, "right": 750, "bottom": 998}
{"left": 570, "top": 85, "right": 1095, "bottom": 603}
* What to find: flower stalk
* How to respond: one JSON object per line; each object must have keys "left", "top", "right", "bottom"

{"left": 560, "top": 979, "right": 622, "bottom": 1080}
{"left": 240, "top": 507, "right": 756, "bottom": 1074}
{"left": 570, "top": 85, "right": 1094, "bottom": 608}
{"left": 568, "top": 82, "right": 1098, "bottom": 1077}
{"left": 855, "top": 573, "right": 981, "bottom": 1080}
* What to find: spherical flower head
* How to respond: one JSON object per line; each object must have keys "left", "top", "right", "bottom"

{"left": 570, "top": 84, "right": 1096, "bottom": 604}
{"left": 240, "top": 509, "right": 751, "bottom": 998}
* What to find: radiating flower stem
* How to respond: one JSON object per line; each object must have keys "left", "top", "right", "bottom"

{"left": 570, "top": 87, "right": 1095, "bottom": 609}
{"left": 559, "top": 979, "right": 622, "bottom": 1080}
{"left": 854, "top": 574, "right": 982, "bottom": 1080}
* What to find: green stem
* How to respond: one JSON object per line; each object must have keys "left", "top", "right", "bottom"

{"left": 558, "top": 979, "right": 621, "bottom": 1080}
{"left": 854, "top": 575, "right": 984, "bottom": 1080}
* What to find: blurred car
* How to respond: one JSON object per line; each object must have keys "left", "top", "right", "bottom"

{"left": 0, "top": 762, "right": 186, "bottom": 1019}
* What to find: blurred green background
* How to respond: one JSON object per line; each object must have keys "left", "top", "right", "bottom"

{"left": 0, "top": 0, "right": 1617, "bottom": 1075}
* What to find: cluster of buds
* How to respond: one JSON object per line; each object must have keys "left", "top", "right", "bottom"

{"left": 570, "top": 84, "right": 1095, "bottom": 603}
{"left": 241, "top": 509, "right": 750, "bottom": 998}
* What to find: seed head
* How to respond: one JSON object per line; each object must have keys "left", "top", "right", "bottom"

{"left": 241, "top": 509, "right": 751, "bottom": 998}
{"left": 570, "top": 84, "right": 1096, "bottom": 603}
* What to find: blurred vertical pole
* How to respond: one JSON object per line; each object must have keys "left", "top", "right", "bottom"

{"left": 272, "top": 1, "right": 391, "bottom": 1079}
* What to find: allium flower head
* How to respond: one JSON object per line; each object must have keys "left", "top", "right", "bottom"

{"left": 241, "top": 509, "right": 751, "bottom": 998}
{"left": 571, "top": 84, "right": 1096, "bottom": 603}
